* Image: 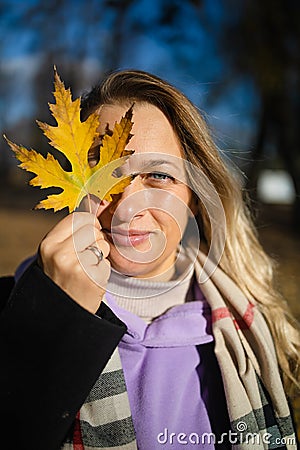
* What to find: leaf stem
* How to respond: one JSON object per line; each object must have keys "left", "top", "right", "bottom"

{"left": 87, "top": 193, "right": 92, "bottom": 213}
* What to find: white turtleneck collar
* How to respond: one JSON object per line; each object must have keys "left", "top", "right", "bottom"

{"left": 106, "top": 246, "right": 198, "bottom": 323}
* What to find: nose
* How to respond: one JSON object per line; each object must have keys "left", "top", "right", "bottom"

{"left": 107, "top": 175, "right": 146, "bottom": 222}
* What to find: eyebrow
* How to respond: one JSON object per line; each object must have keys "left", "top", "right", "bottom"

{"left": 133, "top": 158, "right": 182, "bottom": 174}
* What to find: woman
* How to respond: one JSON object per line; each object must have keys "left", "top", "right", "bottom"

{"left": 0, "top": 70, "right": 299, "bottom": 450}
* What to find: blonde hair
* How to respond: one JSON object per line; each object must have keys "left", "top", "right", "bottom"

{"left": 81, "top": 69, "right": 300, "bottom": 398}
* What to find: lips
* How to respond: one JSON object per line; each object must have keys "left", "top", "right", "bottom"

{"left": 104, "top": 228, "right": 152, "bottom": 247}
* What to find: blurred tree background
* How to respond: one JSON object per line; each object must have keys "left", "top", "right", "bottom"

{"left": 0, "top": 0, "right": 299, "bottom": 436}
{"left": 1, "top": 0, "right": 300, "bottom": 216}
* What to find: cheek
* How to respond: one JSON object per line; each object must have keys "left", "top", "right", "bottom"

{"left": 151, "top": 210, "right": 184, "bottom": 242}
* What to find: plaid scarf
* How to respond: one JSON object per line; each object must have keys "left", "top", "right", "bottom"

{"left": 62, "top": 348, "right": 137, "bottom": 450}
{"left": 62, "top": 253, "right": 297, "bottom": 449}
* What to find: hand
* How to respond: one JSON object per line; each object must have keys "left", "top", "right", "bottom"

{"left": 39, "top": 212, "right": 111, "bottom": 314}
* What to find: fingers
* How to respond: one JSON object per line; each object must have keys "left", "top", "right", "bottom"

{"left": 40, "top": 213, "right": 111, "bottom": 269}
{"left": 39, "top": 211, "right": 112, "bottom": 313}
{"left": 72, "top": 224, "right": 110, "bottom": 254}
{"left": 77, "top": 195, "right": 111, "bottom": 217}
{"left": 80, "top": 254, "right": 111, "bottom": 287}
{"left": 45, "top": 212, "right": 102, "bottom": 244}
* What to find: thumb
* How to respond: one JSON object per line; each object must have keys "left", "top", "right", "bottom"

{"left": 95, "top": 198, "right": 111, "bottom": 218}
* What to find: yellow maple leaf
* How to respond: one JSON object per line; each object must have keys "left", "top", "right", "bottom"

{"left": 4, "top": 69, "right": 134, "bottom": 213}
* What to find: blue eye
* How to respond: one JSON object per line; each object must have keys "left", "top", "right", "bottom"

{"left": 148, "top": 172, "right": 175, "bottom": 181}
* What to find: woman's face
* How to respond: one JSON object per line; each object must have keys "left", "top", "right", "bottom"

{"left": 96, "top": 103, "right": 195, "bottom": 278}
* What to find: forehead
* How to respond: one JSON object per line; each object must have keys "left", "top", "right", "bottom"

{"left": 96, "top": 103, "right": 183, "bottom": 159}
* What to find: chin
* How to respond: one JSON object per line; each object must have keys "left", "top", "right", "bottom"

{"left": 108, "top": 246, "right": 177, "bottom": 279}
{"left": 110, "top": 260, "right": 154, "bottom": 277}
{"left": 108, "top": 247, "right": 158, "bottom": 277}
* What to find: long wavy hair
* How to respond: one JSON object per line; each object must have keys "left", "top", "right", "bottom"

{"left": 81, "top": 69, "right": 300, "bottom": 398}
